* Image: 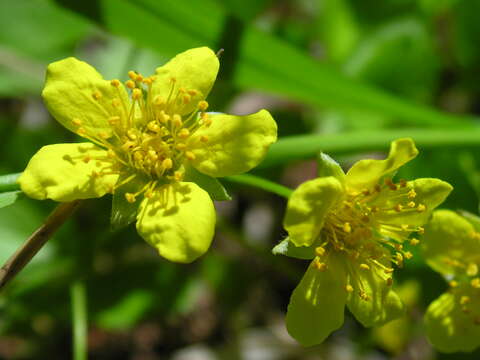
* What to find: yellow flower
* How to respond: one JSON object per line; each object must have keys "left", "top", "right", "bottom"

{"left": 422, "top": 210, "right": 480, "bottom": 353}
{"left": 273, "top": 138, "right": 452, "bottom": 346}
{"left": 18, "top": 47, "right": 277, "bottom": 263}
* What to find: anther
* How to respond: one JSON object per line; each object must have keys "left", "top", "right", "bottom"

{"left": 449, "top": 280, "right": 458, "bottom": 288}
{"left": 200, "top": 135, "right": 209, "bottom": 143}
{"left": 374, "top": 184, "right": 381, "bottom": 193}
{"left": 343, "top": 222, "right": 352, "bottom": 233}
{"left": 361, "top": 214, "right": 370, "bottom": 223}
{"left": 153, "top": 95, "right": 165, "bottom": 106}
{"left": 108, "top": 116, "right": 120, "bottom": 125}
{"left": 72, "top": 118, "right": 82, "bottom": 126}
{"left": 147, "top": 121, "right": 160, "bottom": 133}
{"left": 178, "top": 128, "right": 190, "bottom": 139}
{"left": 401, "top": 224, "right": 409, "bottom": 231}
{"left": 359, "top": 291, "right": 370, "bottom": 301}
{"left": 112, "top": 98, "right": 121, "bottom": 107}
{"left": 176, "top": 143, "right": 187, "bottom": 151}
{"left": 125, "top": 80, "right": 135, "bottom": 89}
{"left": 135, "top": 74, "right": 143, "bottom": 82}
{"left": 386, "top": 278, "right": 393, "bottom": 286}
{"left": 417, "top": 227, "right": 425, "bottom": 235}
{"left": 314, "top": 261, "right": 327, "bottom": 271}
{"left": 362, "top": 189, "right": 370, "bottom": 196}
{"left": 183, "top": 94, "right": 191, "bottom": 104}
{"left": 408, "top": 189, "right": 417, "bottom": 199}
{"left": 394, "top": 204, "right": 403, "bottom": 212}
{"left": 185, "top": 151, "right": 196, "bottom": 161}
{"left": 345, "top": 284, "right": 354, "bottom": 293}
{"left": 162, "top": 158, "right": 173, "bottom": 169}
{"left": 315, "top": 247, "right": 326, "bottom": 257}
{"left": 395, "top": 244, "right": 403, "bottom": 251}
{"left": 173, "top": 114, "right": 183, "bottom": 127}
{"left": 110, "top": 79, "right": 120, "bottom": 87}
{"left": 385, "top": 178, "right": 397, "bottom": 190}
{"left": 188, "top": 89, "right": 198, "bottom": 96}
{"left": 359, "top": 263, "right": 370, "bottom": 271}
{"left": 417, "top": 204, "right": 426, "bottom": 213}
{"left": 407, "top": 201, "right": 416, "bottom": 208}
{"left": 132, "top": 88, "right": 142, "bottom": 100}
{"left": 409, "top": 238, "right": 420, "bottom": 246}
{"left": 125, "top": 193, "right": 136, "bottom": 203}
{"left": 460, "top": 296, "right": 471, "bottom": 305}
{"left": 404, "top": 251, "right": 413, "bottom": 260}
{"left": 92, "top": 91, "right": 102, "bottom": 100}
{"left": 77, "top": 127, "right": 86, "bottom": 136}
{"left": 174, "top": 171, "right": 184, "bottom": 181}
{"left": 399, "top": 179, "right": 407, "bottom": 187}
{"left": 471, "top": 278, "right": 480, "bottom": 288}
{"left": 99, "top": 132, "right": 109, "bottom": 139}
{"left": 467, "top": 263, "right": 479, "bottom": 277}
{"left": 198, "top": 100, "right": 209, "bottom": 111}
{"left": 83, "top": 155, "right": 91, "bottom": 163}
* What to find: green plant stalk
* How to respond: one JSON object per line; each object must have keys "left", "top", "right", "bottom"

{"left": 0, "top": 172, "right": 21, "bottom": 192}
{"left": 71, "top": 280, "right": 88, "bottom": 360}
{"left": 260, "top": 128, "right": 480, "bottom": 168}
{"left": 225, "top": 174, "right": 293, "bottom": 198}
{"left": 0, "top": 201, "right": 81, "bottom": 290}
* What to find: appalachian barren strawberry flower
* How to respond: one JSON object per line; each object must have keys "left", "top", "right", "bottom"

{"left": 274, "top": 138, "right": 452, "bottom": 346}
{"left": 422, "top": 210, "right": 480, "bottom": 353}
{"left": 18, "top": 47, "right": 277, "bottom": 263}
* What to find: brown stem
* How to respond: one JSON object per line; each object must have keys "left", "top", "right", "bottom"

{"left": 0, "top": 200, "right": 81, "bottom": 290}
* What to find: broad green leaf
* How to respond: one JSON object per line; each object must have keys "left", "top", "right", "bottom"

{"left": 57, "top": 0, "right": 477, "bottom": 127}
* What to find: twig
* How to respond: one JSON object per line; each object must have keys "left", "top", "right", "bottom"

{"left": 0, "top": 200, "right": 81, "bottom": 290}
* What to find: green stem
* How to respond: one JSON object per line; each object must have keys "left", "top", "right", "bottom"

{"left": 225, "top": 174, "right": 293, "bottom": 198}
{"left": 71, "top": 280, "right": 88, "bottom": 360}
{"left": 260, "top": 128, "right": 480, "bottom": 168}
{"left": 0, "top": 173, "right": 21, "bottom": 192}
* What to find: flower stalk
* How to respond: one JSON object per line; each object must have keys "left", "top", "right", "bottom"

{"left": 0, "top": 200, "right": 81, "bottom": 290}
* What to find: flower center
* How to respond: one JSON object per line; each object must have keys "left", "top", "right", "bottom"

{"left": 313, "top": 178, "right": 426, "bottom": 300}
{"left": 69, "top": 70, "right": 212, "bottom": 202}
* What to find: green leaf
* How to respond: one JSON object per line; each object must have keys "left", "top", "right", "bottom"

{"left": 0, "top": 191, "right": 23, "bottom": 209}
{"left": 57, "top": 0, "right": 477, "bottom": 127}
{"left": 272, "top": 237, "right": 316, "bottom": 260}
{"left": 260, "top": 128, "right": 480, "bottom": 168}
{"left": 183, "top": 166, "right": 231, "bottom": 201}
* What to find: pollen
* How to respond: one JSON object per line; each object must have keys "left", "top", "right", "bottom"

{"left": 110, "top": 79, "right": 120, "bottom": 87}
{"left": 132, "top": 88, "right": 142, "bottom": 100}
{"left": 314, "top": 261, "right": 328, "bottom": 271}
{"left": 92, "top": 91, "right": 102, "bottom": 100}
{"left": 162, "top": 158, "right": 173, "bottom": 169}
{"left": 72, "top": 118, "right": 82, "bottom": 126}
{"left": 345, "top": 284, "right": 354, "bottom": 293}
{"left": 178, "top": 128, "right": 190, "bottom": 139}
{"left": 200, "top": 135, "right": 209, "bottom": 143}
{"left": 409, "top": 238, "right": 420, "bottom": 246}
{"left": 125, "top": 80, "right": 135, "bottom": 89}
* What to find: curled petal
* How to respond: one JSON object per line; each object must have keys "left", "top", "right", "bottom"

{"left": 346, "top": 138, "right": 418, "bottom": 191}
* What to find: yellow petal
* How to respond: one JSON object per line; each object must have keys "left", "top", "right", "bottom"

{"left": 42, "top": 57, "right": 129, "bottom": 138}
{"left": 153, "top": 47, "right": 219, "bottom": 115}
{"left": 346, "top": 138, "right": 418, "bottom": 191}
{"left": 346, "top": 261, "right": 404, "bottom": 327}
{"left": 286, "top": 254, "right": 348, "bottom": 346}
{"left": 284, "top": 177, "right": 344, "bottom": 247}
{"left": 422, "top": 210, "right": 479, "bottom": 276}
{"left": 425, "top": 287, "right": 480, "bottom": 353}
{"left": 18, "top": 143, "right": 118, "bottom": 201}
{"left": 136, "top": 182, "right": 215, "bottom": 263}
{"left": 187, "top": 110, "right": 277, "bottom": 177}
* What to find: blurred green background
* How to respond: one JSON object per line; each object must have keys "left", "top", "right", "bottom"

{"left": 1, "top": 0, "right": 480, "bottom": 359}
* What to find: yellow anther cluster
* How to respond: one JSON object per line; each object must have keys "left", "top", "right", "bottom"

{"left": 312, "top": 177, "right": 426, "bottom": 301}
{"left": 68, "top": 69, "right": 215, "bottom": 203}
